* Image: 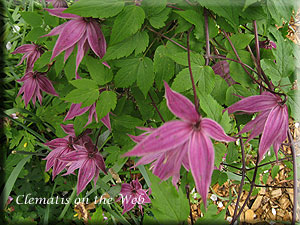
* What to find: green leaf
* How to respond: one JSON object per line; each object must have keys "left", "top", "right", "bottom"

{"left": 218, "top": 172, "right": 228, "bottom": 186}
{"left": 149, "top": 8, "right": 171, "bottom": 29}
{"left": 64, "top": 88, "right": 99, "bottom": 106}
{"left": 21, "top": 12, "right": 43, "bottom": 27}
{"left": 172, "top": 66, "right": 215, "bottom": 94}
{"left": 211, "top": 170, "right": 221, "bottom": 186}
{"left": 113, "top": 115, "right": 144, "bottom": 129}
{"left": 74, "top": 114, "right": 88, "bottom": 136}
{"left": 54, "top": 54, "right": 64, "bottom": 75}
{"left": 287, "top": 90, "right": 300, "bottom": 121}
{"left": 214, "top": 143, "right": 226, "bottom": 168}
{"left": 86, "top": 56, "right": 113, "bottom": 85}
{"left": 104, "top": 31, "right": 149, "bottom": 60}
{"left": 148, "top": 172, "right": 189, "bottom": 223}
{"left": 25, "top": 27, "right": 46, "bottom": 42}
{"left": 0, "top": 156, "right": 31, "bottom": 210}
{"left": 198, "top": 91, "right": 223, "bottom": 122}
{"left": 141, "top": 0, "right": 167, "bottom": 17}
{"left": 114, "top": 59, "right": 140, "bottom": 88}
{"left": 64, "top": 0, "right": 124, "bottom": 18}
{"left": 110, "top": 5, "right": 145, "bottom": 45}
{"left": 271, "top": 165, "right": 280, "bottom": 179}
{"left": 70, "top": 79, "right": 98, "bottom": 89}
{"left": 243, "top": 0, "right": 259, "bottom": 10}
{"left": 96, "top": 91, "right": 117, "bottom": 120}
{"left": 260, "top": 59, "right": 281, "bottom": 85}
{"left": 44, "top": 11, "right": 59, "bottom": 27}
{"left": 153, "top": 45, "right": 174, "bottom": 90}
{"left": 225, "top": 33, "right": 254, "bottom": 50}
{"left": 196, "top": 0, "right": 241, "bottom": 28}
{"left": 33, "top": 51, "right": 52, "bottom": 70}
{"left": 226, "top": 143, "right": 239, "bottom": 164}
{"left": 267, "top": 0, "right": 293, "bottom": 24}
{"left": 225, "top": 84, "right": 253, "bottom": 106}
{"left": 196, "top": 204, "right": 226, "bottom": 224}
{"left": 136, "top": 57, "right": 154, "bottom": 97}
{"left": 64, "top": 53, "right": 76, "bottom": 80}
{"left": 89, "top": 206, "right": 104, "bottom": 224}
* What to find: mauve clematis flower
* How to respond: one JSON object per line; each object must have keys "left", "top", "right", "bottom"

{"left": 41, "top": 8, "right": 108, "bottom": 79}
{"left": 46, "top": 0, "right": 68, "bottom": 8}
{"left": 11, "top": 43, "right": 44, "bottom": 72}
{"left": 118, "top": 178, "right": 151, "bottom": 215}
{"left": 225, "top": 92, "right": 289, "bottom": 162}
{"left": 64, "top": 103, "right": 111, "bottom": 130}
{"left": 59, "top": 140, "right": 107, "bottom": 195}
{"left": 259, "top": 40, "right": 277, "bottom": 49}
{"left": 212, "top": 60, "right": 237, "bottom": 86}
{"left": 17, "top": 71, "right": 58, "bottom": 107}
{"left": 44, "top": 124, "right": 92, "bottom": 179}
{"left": 124, "top": 82, "right": 235, "bottom": 207}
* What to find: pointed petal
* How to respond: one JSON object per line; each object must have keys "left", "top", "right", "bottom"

{"left": 258, "top": 106, "right": 287, "bottom": 162}
{"left": 77, "top": 159, "right": 96, "bottom": 194}
{"left": 51, "top": 19, "right": 87, "bottom": 61}
{"left": 188, "top": 131, "right": 214, "bottom": 208}
{"left": 87, "top": 21, "right": 106, "bottom": 58}
{"left": 201, "top": 118, "right": 235, "bottom": 142}
{"left": 123, "top": 121, "right": 192, "bottom": 157}
{"left": 38, "top": 76, "right": 59, "bottom": 96}
{"left": 64, "top": 45, "right": 75, "bottom": 62}
{"left": 64, "top": 103, "right": 90, "bottom": 121}
{"left": 45, "top": 8, "right": 81, "bottom": 19}
{"left": 164, "top": 81, "right": 200, "bottom": 122}
{"left": 75, "top": 35, "right": 88, "bottom": 78}
{"left": 41, "top": 23, "right": 66, "bottom": 37}
{"left": 100, "top": 113, "right": 111, "bottom": 131}
{"left": 60, "top": 124, "right": 75, "bottom": 136}
{"left": 226, "top": 94, "right": 278, "bottom": 114}
{"left": 23, "top": 79, "right": 38, "bottom": 106}
{"left": 94, "top": 153, "right": 107, "bottom": 174}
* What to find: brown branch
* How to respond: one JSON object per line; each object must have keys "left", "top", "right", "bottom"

{"left": 148, "top": 92, "right": 165, "bottom": 123}
{"left": 204, "top": 8, "right": 210, "bottom": 66}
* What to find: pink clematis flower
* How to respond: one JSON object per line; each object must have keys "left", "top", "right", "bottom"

{"left": 225, "top": 92, "right": 288, "bottom": 162}
{"left": 259, "top": 40, "right": 277, "bottom": 49}
{"left": 46, "top": 0, "right": 68, "bottom": 8}
{"left": 212, "top": 60, "right": 237, "bottom": 86}
{"left": 11, "top": 43, "right": 44, "bottom": 72}
{"left": 17, "top": 71, "right": 58, "bottom": 107}
{"left": 41, "top": 8, "right": 109, "bottom": 79}
{"left": 59, "top": 140, "right": 107, "bottom": 195}
{"left": 118, "top": 178, "right": 151, "bottom": 215}
{"left": 43, "top": 124, "right": 92, "bottom": 179}
{"left": 64, "top": 102, "right": 111, "bottom": 130}
{"left": 124, "top": 82, "right": 235, "bottom": 207}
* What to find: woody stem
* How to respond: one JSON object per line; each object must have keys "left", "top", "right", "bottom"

{"left": 148, "top": 92, "right": 165, "bottom": 122}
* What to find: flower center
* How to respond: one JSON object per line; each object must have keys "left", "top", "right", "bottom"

{"left": 88, "top": 152, "right": 95, "bottom": 158}
{"left": 83, "top": 17, "right": 93, "bottom": 23}
{"left": 193, "top": 120, "right": 201, "bottom": 131}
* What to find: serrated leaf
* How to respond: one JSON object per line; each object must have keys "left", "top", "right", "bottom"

{"left": 21, "top": 12, "right": 43, "bottom": 27}
{"left": 25, "top": 27, "right": 46, "bottom": 42}
{"left": 141, "top": 0, "right": 167, "bottom": 17}
{"left": 74, "top": 114, "right": 88, "bottom": 136}
{"left": 153, "top": 45, "right": 174, "bottom": 90}
{"left": 149, "top": 8, "right": 171, "bottom": 29}
{"left": 114, "top": 59, "right": 140, "bottom": 88}
{"left": 260, "top": 59, "right": 281, "bottom": 85}
{"left": 110, "top": 5, "right": 145, "bottom": 45}
{"left": 226, "top": 143, "right": 239, "bottom": 164}
{"left": 96, "top": 91, "right": 117, "bottom": 120}
{"left": 64, "top": 88, "right": 99, "bottom": 106}
{"left": 70, "top": 79, "right": 98, "bottom": 89}
{"left": 148, "top": 172, "right": 189, "bottom": 223}
{"left": 64, "top": 0, "right": 124, "bottom": 18}
{"left": 113, "top": 115, "right": 144, "bottom": 129}
{"left": 271, "top": 165, "right": 280, "bottom": 179}
{"left": 214, "top": 143, "right": 226, "bottom": 168}
{"left": 267, "top": 0, "right": 293, "bottom": 24}
{"left": 218, "top": 172, "right": 228, "bottom": 186}
{"left": 64, "top": 53, "right": 76, "bottom": 81}
{"left": 136, "top": 57, "right": 154, "bottom": 97}
{"left": 104, "top": 31, "right": 149, "bottom": 60}
{"left": 86, "top": 56, "right": 113, "bottom": 85}
{"left": 33, "top": 51, "right": 52, "bottom": 70}
{"left": 198, "top": 90, "right": 223, "bottom": 122}
{"left": 287, "top": 90, "right": 300, "bottom": 121}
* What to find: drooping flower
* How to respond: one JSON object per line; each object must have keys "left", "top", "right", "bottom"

{"left": 225, "top": 92, "right": 289, "bottom": 162}
{"left": 41, "top": 8, "right": 108, "bottom": 79}
{"left": 259, "top": 40, "right": 277, "bottom": 49}
{"left": 123, "top": 82, "right": 235, "bottom": 206}
{"left": 59, "top": 140, "right": 107, "bottom": 195}
{"left": 64, "top": 102, "right": 111, "bottom": 130}
{"left": 46, "top": 0, "right": 68, "bottom": 8}
{"left": 11, "top": 43, "right": 44, "bottom": 72}
{"left": 17, "top": 71, "right": 58, "bottom": 107}
{"left": 43, "top": 124, "right": 92, "bottom": 179}
{"left": 212, "top": 60, "right": 237, "bottom": 86}
{"left": 118, "top": 178, "right": 151, "bottom": 215}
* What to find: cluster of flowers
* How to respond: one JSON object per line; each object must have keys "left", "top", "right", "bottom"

{"left": 11, "top": 0, "right": 288, "bottom": 214}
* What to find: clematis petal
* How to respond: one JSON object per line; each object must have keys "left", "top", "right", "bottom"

{"left": 258, "top": 106, "right": 287, "bottom": 162}
{"left": 164, "top": 81, "right": 200, "bottom": 123}
{"left": 23, "top": 78, "right": 38, "bottom": 107}
{"left": 226, "top": 94, "right": 278, "bottom": 114}
{"left": 100, "top": 113, "right": 111, "bottom": 131}
{"left": 51, "top": 19, "right": 87, "bottom": 61}
{"left": 60, "top": 124, "right": 75, "bottom": 136}
{"left": 201, "top": 118, "right": 236, "bottom": 142}
{"left": 87, "top": 21, "right": 106, "bottom": 58}
{"left": 64, "top": 103, "right": 90, "bottom": 121}
{"left": 45, "top": 8, "right": 81, "bottom": 19}
{"left": 38, "top": 75, "right": 59, "bottom": 96}
{"left": 123, "top": 121, "right": 192, "bottom": 157}
{"left": 188, "top": 131, "right": 214, "bottom": 208}
{"left": 75, "top": 35, "right": 88, "bottom": 79}
{"left": 41, "top": 23, "right": 67, "bottom": 37}
{"left": 64, "top": 45, "right": 75, "bottom": 62}
{"left": 77, "top": 159, "right": 96, "bottom": 194}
